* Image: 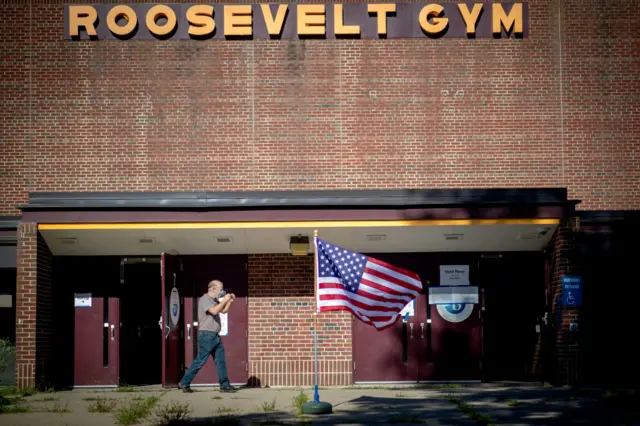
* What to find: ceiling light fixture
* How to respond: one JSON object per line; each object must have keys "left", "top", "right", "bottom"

{"left": 289, "top": 234, "right": 310, "bottom": 256}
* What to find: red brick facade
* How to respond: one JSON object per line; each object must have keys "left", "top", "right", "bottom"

{"left": 247, "top": 254, "right": 352, "bottom": 387}
{"left": 3, "top": 0, "right": 639, "bottom": 389}
{"left": 15, "top": 224, "right": 53, "bottom": 389}
{"left": 1, "top": 0, "right": 639, "bottom": 215}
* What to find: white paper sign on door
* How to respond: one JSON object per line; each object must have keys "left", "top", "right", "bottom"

{"left": 219, "top": 313, "right": 228, "bottom": 336}
{"left": 439, "top": 265, "right": 470, "bottom": 286}
{"left": 74, "top": 293, "right": 92, "bottom": 308}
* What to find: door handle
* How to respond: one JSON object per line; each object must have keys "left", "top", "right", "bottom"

{"left": 420, "top": 323, "right": 425, "bottom": 339}
{"left": 158, "top": 316, "right": 163, "bottom": 330}
{"left": 165, "top": 325, "right": 171, "bottom": 339}
{"left": 409, "top": 323, "right": 414, "bottom": 339}
{"left": 186, "top": 324, "right": 191, "bottom": 340}
{"left": 110, "top": 324, "right": 115, "bottom": 341}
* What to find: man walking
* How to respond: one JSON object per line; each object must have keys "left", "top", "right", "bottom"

{"left": 178, "top": 280, "right": 238, "bottom": 393}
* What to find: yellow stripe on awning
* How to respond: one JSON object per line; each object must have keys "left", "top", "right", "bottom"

{"left": 38, "top": 218, "right": 560, "bottom": 231}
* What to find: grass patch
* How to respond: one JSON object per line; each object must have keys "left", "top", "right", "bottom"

{"left": 0, "top": 387, "right": 37, "bottom": 397}
{"left": 261, "top": 398, "right": 277, "bottom": 413}
{"left": 0, "top": 404, "right": 29, "bottom": 413}
{"left": 0, "top": 395, "right": 24, "bottom": 405}
{"left": 0, "top": 393, "right": 30, "bottom": 414}
{"left": 46, "top": 402, "right": 71, "bottom": 413}
{"left": 33, "top": 396, "right": 58, "bottom": 402}
{"left": 256, "top": 398, "right": 279, "bottom": 425}
{"left": 117, "top": 385, "right": 138, "bottom": 393}
{"left": 291, "top": 390, "right": 309, "bottom": 417}
{"left": 88, "top": 397, "right": 118, "bottom": 413}
{"left": 151, "top": 400, "right": 192, "bottom": 425}
{"left": 212, "top": 406, "right": 240, "bottom": 425}
{"left": 114, "top": 395, "right": 160, "bottom": 425}
{"left": 447, "top": 395, "right": 495, "bottom": 426}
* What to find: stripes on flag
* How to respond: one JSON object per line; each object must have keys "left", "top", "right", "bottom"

{"left": 314, "top": 237, "right": 423, "bottom": 330}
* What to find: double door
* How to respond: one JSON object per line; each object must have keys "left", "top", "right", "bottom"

{"left": 159, "top": 253, "right": 249, "bottom": 387}
{"left": 352, "top": 253, "right": 483, "bottom": 383}
{"left": 72, "top": 254, "right": 248, "bottom": 388}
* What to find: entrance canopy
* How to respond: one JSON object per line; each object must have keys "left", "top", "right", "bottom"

{"left": 20, "top": 188, "right": 578, "bottom": 256}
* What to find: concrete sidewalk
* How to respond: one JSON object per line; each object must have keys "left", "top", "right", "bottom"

{"left": 0, "top": 383, "right": 638, "bottom": 426}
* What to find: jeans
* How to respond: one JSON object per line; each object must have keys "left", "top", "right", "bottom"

{"left": 180, "top": 331, "right": 230, "bottom": 387}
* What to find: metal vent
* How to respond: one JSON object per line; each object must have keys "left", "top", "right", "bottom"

{"left": 139, "top": 238, "right": 155, "bottom": 244}
{"left": 517, "top": 232, "right": 539, "bottom": 240}
{"left": 444, "top": 233, "right": 463, "bottom": 241}
{"left": 366, "top": 234, "right": 386, "bottom": 241}
{"left": 57, "top": 237, "right": 78, "bottom": 245}
{"left": 215, "top": 237, "right": 232, "bottom": 243}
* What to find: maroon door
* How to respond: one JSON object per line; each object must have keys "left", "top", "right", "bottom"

{"left": 352, "top": 253, "right": 483, "bottom": 383}
{"left": 352, "top": 309, "right": 421, "bottom": 382}
{"left": 426, "top": 300, "right": 482, "bottom": 381}
{"left": 161, "top": 253, "right": 184, "bottom": 388}
{"left": 352, "top": 253, "right": 425, "bottom": 383}
{"left": 74, "top": 296, "right": 119, "bottom": 386}
{"left": 183, "top": 255, "right": 248, "bottom": 385}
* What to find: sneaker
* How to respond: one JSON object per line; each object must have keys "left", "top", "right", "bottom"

{"left": 219, "top": 384, "right": 238, "bottom": 393}
{"left": 178, "top": 382, "right": 193, "bottom": 393}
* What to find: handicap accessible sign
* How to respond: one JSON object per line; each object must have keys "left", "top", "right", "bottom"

{"left": 562, "top": 276, "right": 582, "bottom": 307}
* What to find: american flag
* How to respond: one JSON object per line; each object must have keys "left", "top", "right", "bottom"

{"left": 314, "top": 236, "right": 423, "bottom": 330}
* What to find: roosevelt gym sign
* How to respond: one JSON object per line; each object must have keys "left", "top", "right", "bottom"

{"left": 64, "top": 2, "right": 528, "bottom": 40}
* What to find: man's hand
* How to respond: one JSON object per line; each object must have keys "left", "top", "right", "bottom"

{"left": 222, "top": 294, "right": 235, "bottom": 313}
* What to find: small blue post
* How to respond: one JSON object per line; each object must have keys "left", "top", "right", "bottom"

{"left": 314, "top": 384, "right": 320, "bottom": 403}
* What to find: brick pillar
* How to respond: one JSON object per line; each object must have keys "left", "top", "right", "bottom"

{"left": 548, "top": 218, "right": 581, "bottom": 385}
{"left": 15, "top": 224, "right": 53, "bottom": 390}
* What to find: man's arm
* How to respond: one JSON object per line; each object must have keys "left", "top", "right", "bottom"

{"left": 207, "top": 294, "right": 232, "bottom": 315}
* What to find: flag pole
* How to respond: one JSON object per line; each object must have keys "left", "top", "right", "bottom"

{"left": 313, "top": 229, "right": 319, "bottom": 403}
{"left": 301, "top": 229, "right": 333, "bottom": 415}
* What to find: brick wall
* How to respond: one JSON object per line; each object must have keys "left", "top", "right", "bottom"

{"left": 247, "top": 254, "right": 352, "bottom": 386}
{"left": 1, "top": 0, "right": 639, "bottom": 215}
{"left": 15, "top": 224, "right": 53, "bottom": 389}
{"left": 548, "top": 220, "right": 581, "bottom": 385}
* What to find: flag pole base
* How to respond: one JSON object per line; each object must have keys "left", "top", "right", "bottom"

{"left": 301, "top": 401, "right": 333, "bottom": 415}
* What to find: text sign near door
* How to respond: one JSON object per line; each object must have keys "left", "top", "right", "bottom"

{"left": 562, "top": 276, "right": 582, "bottom": 307}
{"left": 439, "top": 265, "right": 470, "bottom": 286}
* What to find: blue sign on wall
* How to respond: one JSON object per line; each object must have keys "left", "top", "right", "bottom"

{"left": 562, "top": 276, "right": 582, "bottom": 307}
